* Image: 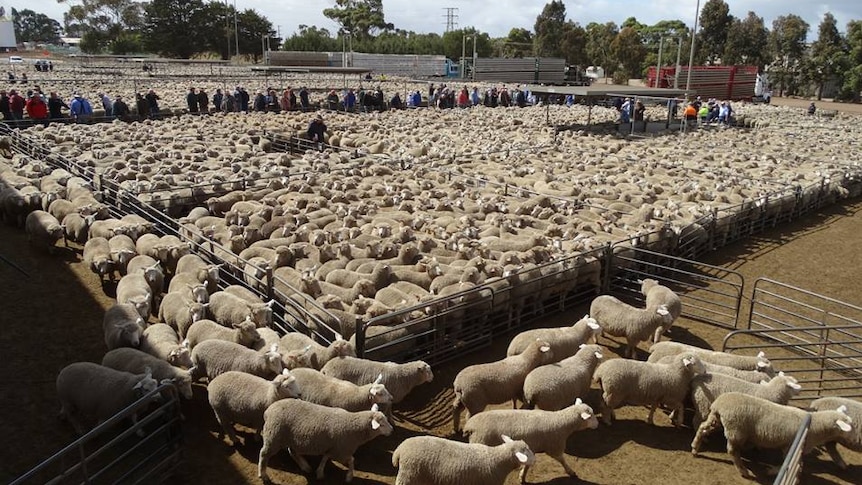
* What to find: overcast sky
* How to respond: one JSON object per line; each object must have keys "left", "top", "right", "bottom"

{"left": 8, "top": 0, "right": 862, "bottom": 39}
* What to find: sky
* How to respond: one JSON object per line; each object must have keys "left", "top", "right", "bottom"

{"left": 6, "top": 0, "right": 862, "bottom": 39}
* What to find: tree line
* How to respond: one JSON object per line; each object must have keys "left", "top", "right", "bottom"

{"left": 12, "top": 0, "right": 862, "bottom": 101}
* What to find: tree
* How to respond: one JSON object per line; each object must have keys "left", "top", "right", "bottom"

{"left": 142, "top": 0, "right": 207, "bottom": 58}
{"left": 12, "top": 8, "right": 61, "bottom": 43}
{"left": 499, "top": 28, "right": 533, "bottom": 58}
{"left": 586, "top": 22, "right": 619, "bottom": 75}
{"left": 769, "top": 14, "right": 809, "bottom": 96}
{"left": 283, "top": 25, "right": 339, "bottom": 52}
{"left": 805, "top": 13, "right": 848, "bottom": 100}
{"left": 839, "top": 20, "right": 862, "bottom": 102}
{"left": 722, "top": 12, "right": 770, "bottom": 68}
{"left": 442, "top": 28, "right": 492, "bottom": 62}
{"left": 611, "top": 26, "right": 646, "bottom": 81}
{"left": 533, "top": 0, "right": 567, "bottom": 58}
{"left": 58, "top": 0, "right": 145, "bottom": 53}
{"left": 236, "top": 9, "right": 277, "bottom": 62}
{"left": 323, "top": 0, "right": 392, "bottom": 40}
{"left": 560, "top": 23, "right": 588, "bottom": 66}
{"left": 697, "top": 0, "right": 733, "bottom": 64}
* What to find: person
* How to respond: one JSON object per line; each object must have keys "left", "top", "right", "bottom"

{"left": 343, "top": 88, "right": 356, "bottom": 111}
{"left": 69, "top": 93, "right": 93, "bottom": 123}
{"left": 280, "top": 89, "right": 292, "bottom": 112}
{"left": 299, "top": 87, "right": 310, "bottom": 110}
{"left": 238, "top": 87, "right": 250, "bottom": 112}
{"left": 47, "top": 92, "right": 69, "bottom": 120}
{"left": 634, "top": 101, "right": 645, "bottom": 122}
{"left": 135, "top": 92, "right": 149, "bottom": 119}
{"left": 25, "top": 92, "right": 48, "bottom": 123}
{"left": 253, "top": 90, "right": 266, "bottom": 112}
{"left": 306, "top": 114, "right": 327, "bottom": 148}
{"left": 683, "top": 102, "right": 697, "bottom": 124}
{"left": 112, "top": 95, "right": 130, "bottom": 120}
{"left": 187, "top": 87, "right": 199, "bottom": 113}
{"left": 9, "top": 89, "right": 25, "bottom": 120}
{"left": 620, "top": 97, "right": 631, "bottom": 123}
{"left": 212, "top": 88, "right": 223, "bottom": 113}
{"left": 221, "top": 91, "right": 236, "bottom": 112}
{"left": 0, "top": 90, "right": 10, "bottom": 120}
{"left": 390, "top": 92, "right": 403, "bottom": 109}
{"left": 364, "top": 72, "right": 373, "bottom": 81}
{"left": 326, "top": 89, "right": 339, "bottom": 110}
{"left": 697, "top": 103, "right": 709, "bottom": 124}
{"left": 146, "top": 89, "right": 160, "bottom": 117}
{"left": 288, "top": 87, "right": 297, "bottom": 110}
{"left": 499, "top": 87, "right": 511, "bottom": 107}
{"left": 98, "top": 92, "right": 112, "bottom": 113}
{"left": 197, "top": 88, "right": 209, "bottom": 113}
{"left": 808, "top": 102, "right": 816, "bottom": 116}
{"left": 20, "top": 72, "right": 27, "bottom": 84}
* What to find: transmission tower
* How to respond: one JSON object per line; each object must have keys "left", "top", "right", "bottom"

{"left": 443, "top": 7, "right": 458, "bottom": 32}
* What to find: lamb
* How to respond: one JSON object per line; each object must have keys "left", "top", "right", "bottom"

{"left": 115, "top": 273, "right": 153, "bottom": 320}
{"left": 593, "top": 352, "right": 705, "bottom": 426}
{"left": 139, "top": 323, "right": 193, "bottom": 368}
{"left": 463, "top": 399, "right": 598, "bottom": 483}
{"left": 88, "top": 218, "right": 126, "bottom": 240}
{"left": 174, "top": 253, "right": 221, "bottom": 293}
{"left": 691, "top": 392, "right": 854, "bottom": 479}
{"left": 135, "top": 233, "right": 169, "bottom": 264}
{"left": 157, "top": 292, "right": 207, "bottom": 338}
{"left": 126, "top": 255, "right": 165, "bottom": 297}
{"left": 25, "top": 210, "right": 64, "bottom": 253}
{"left": 522, "top": 344, "right": 604, "bottom": 411}
{"left": 62, "top": 212, "right": 96, "bottom": 244}
{"left": 207, "top": 370, "right": 301, "bottom": 446}
{"left": 108, "top": 234, "right": 137, "bottom": 274}
{"left": 690, "top": 371, "right": 802, "bottom": 428}
{"left": 640, "top": 278, "right": 682, "bottom": 342}
{"left": 166, "top": 272, "right": 210, "bottom": 304}
{"left": 291, "top": 368, "right": 393, "bottom": 412}
{"left": 102, "top": 303, "right": 145, "bottom": 350}
{"left": 207, "top": 291, "right": 274, "bottom": 327}
{"left": 258, "top": 400, "right": 392, "bottom": 482}
{"left": 452, "top": 340, "right": 554, "bottom": 433}
{"left": 325, "top": 262, "right": 391, "bottom": 291}
{"left": 589, "top": 294, "right": 673, "bottom": 358}
{"left": 190, "top": 339, "right": 283, "bottom": 381}
{"left": 809, "top": 396, "right": 862, "bottom": 469}
{"left": 55, "top": 362, "right": 160, "bottom": 435}
{"left": 320, "top": 357, "right": 433, "bottom": 404}
{"left": 185, "top": 318, "right": 261, "bottom": 349}
{"left": 506, "top": 314, "right": 601, "bottom": 361}
{"left": 316, "top": 279, "right": 378, "bottom": 306}
{"left": 279, "top": 333, "right": 356, "bottom": 369}
{"left": 83, "top": 236, "right": 116, "bottom": 281}
{"left": 647, "top": 341, "right": 775, "bottom": 374}
{"left": 392, "top": 435, "right": 535, "bottom": 485}
{"left": 223, "top": 284, "right": 267, "bottom": 304}
{"left": 656, "top": 355, "right": 773, "bottom": 383}
{"left": 101, "top": 347, "right": 194, "bottom": 399}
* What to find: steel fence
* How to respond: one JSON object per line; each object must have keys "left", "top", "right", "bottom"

{"left": 772, "top": 414, "right": 811, "bottom": 485}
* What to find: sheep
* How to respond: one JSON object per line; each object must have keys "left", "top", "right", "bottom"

{"left": 452, "top": 340, "right": 554, "bottom": 433}
{"left": 258, "top": 400, "right": 392, "bottom": 483}
{"left": 25, "top": 210, "right": 64, "bottom": 253}
{"left": 392, "top": 435, "right": 535, "bottom": 485}
{"left": 207, "top": 291, "right": 274, "bottom": 327}
{"left": 463, "top": 399, "right": 598, "bottom": 483}
{"left": 523, "top": 344, "right": 604, "bottom": 411}
{"left": 102, "top": 303, "right": 145, "bottom": 350}
{"left": 690, "top": 371, "right": 802, "bottom": 428}
{"left": 83, "top": 236, "right": 116, "bottom": 282}
{"left": 185, "top": 318, "right": 261, "bottom": 349}
{"left": 326, "top": 262, "right": 392, "bottom": 291}
{"left": 166, "top": 271, "right": 210, "bottom": 304}
{"left": 223, "top": 284, "right": 266, "bottom": 304}
{"left": 647, "top": 341, "right": 775, "bottom": 374}
{"left": 115, "top": 273, "right": 153, "bottom": 320}
{"left": 641, "top": 278, "right": 682, "bottom": 342}
{"left": 279, "top": 333, "right": 356, "bottom": 369}
{"left": 126, "top": 255, "right": 165, "bottom": 297}
{"left": 108, "top": 234, "right": 137, "bottom": 275}
{"left": 139, "top": 323, "right": 192, "bottom": 368}
{"left": 291, "top": 368, "right": 393, "bottom": 412}
{"left": 62, "top": 212, "right": 96, "bottom": 244}
{"left": 320, "top": 357, "right": 433, "bottom": 404}
{"left": 589, "top": 294, "right": 673, "bottom": 358}
{"left": 157, "top": 292, "right": 207, "bottom": 338}
{"left": 190, "top": 339, "right": 283, "bottom": 381}
{"left": 317, "top": 279, "right": 377, "bottom": 305}
{"left": 159, "top": 235, "right": 192, "bottom": 273}
{"left": 656, "top": 355, "right": 773, "bottom": 383}
{"left": 593, "top": 352, "right": 705, "bottom": 426}
{"left": 506, "top": 314, "right": 601, "bottom": 361}
{"left": 207, "top": 370, "right": 301, "bottom": 446}
{"left": 691, "top": 392, "right": 854, "bottom": 479}
{"left": 809, "top": 396, "right": 862, "bottom": 469}
{"left": 135, "top": 233, "right": 169, "bottom": 264}
{"left": 55, "top": 362, "right": 160, "bottom": 435}
{"left": 88, "top": 218, "right": 127, "bottom": 240}
{"left": 175, "top": 253, "right": 221, "bottom": 293}
{"left": 101, "top": 347, "right": 194, "bottom": 399}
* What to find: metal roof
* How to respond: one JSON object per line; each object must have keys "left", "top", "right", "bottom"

{"left": 522, "top": 84, "right": 693, "bottom": 98}
{"left": 251, "top": 66, "right": 372, "bottom": 74}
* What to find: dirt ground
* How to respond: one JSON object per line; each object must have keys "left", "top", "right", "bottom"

{"left": 2, "top": 196, "right": 862, "bottom": 485}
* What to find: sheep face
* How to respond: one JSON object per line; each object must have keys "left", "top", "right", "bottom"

{"left": 369, "top": 408, "right": 394, "bottom": 436}
{"left": 188, "top": 284, "right": 209, "bottom": 304}
{"left": 501, "top": 435, "right": 536, "bottom": 466}
{"left": 250, "top": 301, "right": 275, "bottom": 327}
{"left": 167, "top": 345, "right": 193, "bottom": 368}
{"left": 264, "top": 347, "right": 285, "bottom": 375}
{"left": 274, "top": 370, "right": 301, "bottom": 399}
{"left": 233, "top": 319, "right": 262, "bottom": 346}
{"left": 189, "top": 302, "right": 207, "bottom": 323}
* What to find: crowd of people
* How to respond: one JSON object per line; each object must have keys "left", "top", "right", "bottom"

{"left": 680, "top": 96, "right": 735, "bottom": 125}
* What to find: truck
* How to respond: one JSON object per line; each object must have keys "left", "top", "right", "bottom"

{"left": 646, "top": 65, "right": 767, "bottom": 102}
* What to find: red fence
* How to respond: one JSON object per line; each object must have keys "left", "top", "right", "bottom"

{"left": 647, "top": 65, "right": 759, "bottom": 101}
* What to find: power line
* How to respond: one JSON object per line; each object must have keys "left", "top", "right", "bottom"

{"left": 443, "top": 7, "right": 458, "bottom": 32}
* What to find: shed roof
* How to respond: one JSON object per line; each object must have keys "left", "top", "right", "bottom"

{"left": 251, "top": 66, "right": 372, "bottom": 74}
{"left": 522, "top": 84, "right": 693, "bottom": 99}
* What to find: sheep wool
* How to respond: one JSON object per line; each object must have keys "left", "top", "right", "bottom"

{"left": 506, "top": 314, "right": 601, "bottom": 360}
{"left": 690, "top": 371, "right": 801, "bottom": 428}
{"left": 190, "top": 339, "right": 283, "bottom": 381}
{"left": 809, "top": 396, "right": 862, "bottom": 469}
{"left": 589, "top": 294, "right": 673, "bottom": 358}
{"left": 523, "top": 344, "right": 604, "bottom": 411}
{"left": 320, "top": 357, "right": 433, "bottom": 404}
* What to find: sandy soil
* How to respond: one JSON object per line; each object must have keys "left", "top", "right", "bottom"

{"left": 2, "top": 196, "right": 861, "bottom": 485}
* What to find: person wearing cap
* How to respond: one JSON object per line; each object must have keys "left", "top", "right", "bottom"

{"left": 69, "top": 93, "right": 93, "bottom": 123}
{"left": 98, "top": 92, "right": 111, "bottom": 114}
{"left": 112, "top": 95, "right": 130, "bottom": 121}
{"left": 307, "top": 114, "right": 327, "bottom": 146}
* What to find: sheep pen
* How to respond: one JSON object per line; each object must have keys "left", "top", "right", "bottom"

{"left": 2, "top": 89, "right": 862, "bottom": 484}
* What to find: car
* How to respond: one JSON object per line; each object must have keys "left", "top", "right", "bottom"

{"left": 9, "top": 55, "right": 23, "bottom": 63}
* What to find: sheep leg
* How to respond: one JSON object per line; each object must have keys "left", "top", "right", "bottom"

{"left": 344, "top": 456, "right": 355, "bottom": 482}
{"left": 518, "top": 464, "right": 531, "bottom": 484}
{"left": 671, "top": 403, "right": 685, "bottom": 427}
{"left": 549, "top": 450, "right": 578, "bottom": 478}
{"left": 728, "top": 441, "right": 755, "bottom": 479}
{"left": 315, "top": 454, "right": 329, "bottom": 479}
{"left": 599, "top": 393, "right": 615, "bottom": 426}
{"left": 647, "top": 404, "right": 657, "bottom": 425}
{"left": 452, "top": 396, "right": 464, "bottom": 433}
{"left": 212, "top": 411, "right": 238, "bottom": 446}
{"left": 823, "top": 442, "right": 848, "bottom": 470}
{"left": 289, "top": 450, "right": 313, "bottom": 474}
{"left": 258, "top": 444, "right": 273, "bottom": 482}
{"left": 691, "top": 412, "right": 720, "bottom": 455}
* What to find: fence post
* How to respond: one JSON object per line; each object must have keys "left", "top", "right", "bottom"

{"left": 354, "top": 320, "right": 365, "bottom": 358}
{"left": 265, "top": 266, "right": 274, "bottom": 301}
{"left": 601, "top": 244, "right": 613, "bottom": 293}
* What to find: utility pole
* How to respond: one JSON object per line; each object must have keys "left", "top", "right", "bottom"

{"left": 234, "top": 0, "right": 240, "bottom": 58}
{"left": 655, "top": 37, "right": 664, "bottom": 87}
{"left": 443, "top": 7, "right": 458, "bottom": 32}
{"left": 674, "top": 37, "right": 683, "bottom": 89}
{"left": 684, "top": 0, "right": 701, "bottom": 97}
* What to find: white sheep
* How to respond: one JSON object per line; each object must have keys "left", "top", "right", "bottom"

{"left": 116, "top": 273, "right": 153, "bottom": 320}
{"left": 258, "top": 400, "right": 392, "bottom": 483}
{"left": 809, "top": 396, "right": 862, "bottom": 469}
{"left": 62, "top": 212, "right": 96, "bottom": 244}
{"left": 463, "top": 399, "right": 598, "bottom": 483}
{"left": 691, "top": 392, "right": 854, "bottom": 479}
{"left": 690, "top": 371, "right": 801, "bottom": 428}
{"left": 593, "top": 352, "right": 705, "bottom": 426}
{"left": 102, "top": 303, "right": 145, "bottom": 350}
{"left": 25, "top": 210, "right": 64, "bottom": 253}
{"left": 291, "top": 368, "right": 393, "bottom": 412}
{"left": 206, "top": 370, "right": 300, "bottom": 446}
{"left": 139, "top": 323, "right": 192, "bottom": 368}
{"left": 207, "top": 291, "right": 274, "bottom": 327}
{"left": 101, "top": 347, "right": 194, "bottom": 399}
{"left": 126, "top": 255, "right": 165, "bottom": 297}
{"left": 166, "top": 272, "right": 210, "bottom": 304}
{"left": 279, "top": 333, "right": 356, "bottom": 369}
{"left": 185, "top": 318, "right": 261, "bottom": 349}
{"left": 157, "top": 292, "right": 207, "bottom": 338}
{"left": 640, "top": 278, "right": 682, "bottom": 342}
{"left": 190, "top": 339, "right": 283, "bottom": 381}
{"left": 452, "top": 340, "right": 554, "bottom": 433}
{"left": 320, "top": 357, "right": 433, "bottom": 404}
{"left": 175, "top": 253, "right": 221, "bottom": 293}
{"left": 523, "top": 344, "right": 604, "bottom": 411}
{"left": 55, "top": 362, "right": 160, "bottom": 434}
{"left": 392, "top": 434, "right": 535, "bottom": 485}
{"left": 108, "top": 234, "right": 137, "bottom": 275}
{"left": 83, "top": 236, "right": 115, "bottom": 281}
{"left": 648, "top": 341, "right": 775, "bottom": 374}
{"left": 589, "top": 294, "right": 673, "bottom": 358}
{"left": 506, "top": 314, "right": 601, "bottom": 360}
{"left": 657, "top": 355, "right": 773, "bottom": 383}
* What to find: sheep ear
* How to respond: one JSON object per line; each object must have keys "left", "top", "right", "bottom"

{"left": 656, "top": 305, "right": 670, "bottom": 316}
{"left": 501, "top": 434, "right": 513, "bottom": 444}
{"left": 759, "top": 380, "right": 769, "bottom": 385}
{"left": 270, "top": 343, "right": 279, "bottom": 353}
{"left": 586, "top": 318, "right": 600, "bottom": 330}
{"left": 788, "top": 381, "right": 802, "bottom": 390}
{"left": 182, "top": 339, "right": 190, "bottom": 349}
{"left": 778, "top": 371, "right": 785, "bottom": 377}
{"left": 371, "top": 418, "right": 381, "bottom": 430}
{"left": 837, "top": 405, "right": 848, "bottom": 414}
{"left": 580, "top": 412, "right": 592, "bottom": 420}
{"left": 371, "top": 403, "right": 379, "bottom": 413}
{"left": 374, "top": 373, "right": 383, "bottom": 385}
{"left": 836, "top": 420, "right": 852, "bottom": 432}
{"left": 539, "top": 345, "right": 550, "bottom": 353}
{"left": 334, "top": 332, "right": 343, "bottom": 341}
{"left": 595, "top": 351, "right": 603, "bottom": 359}
{"left": 266, "top": 299, "right": 275, "bottom": 307}
{"left": 515, "top": 451, "right": 529, "bottom": 464}
{"left": 757, "top": 351, "right": 766, "bottom": 358}
{"left": 579, "top": 343, "right": 586, "bottom": 349}
{"left": 756, "top": 360, "right": 769, "bottom": 369}
{"left": 281, "top": 368, "right": 291, "bottom": 376}
{"left": 575, "top": 397, "right": 583, "bottom": 405}
{"left": 682, "top": 357, "right": 693, "bottom": 367}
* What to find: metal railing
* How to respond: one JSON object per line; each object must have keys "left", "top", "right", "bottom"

{"left": 773, "top": 414, "right": 811, "bottom": 485}
{"left": 11, "top": 384, "right": 183, "bottom": 485}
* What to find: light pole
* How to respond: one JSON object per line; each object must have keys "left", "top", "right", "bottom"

{"left": 471, "top": 36, "right": 477, "bottom": 82}
{"left": 684, "top": 0, "right": 701, "bottom": 98}
{"left": 655, "top": 37, "right": 664, "bottom": 87}
{"left": 674, "top": 36, "right": 682, "bottom": 88}
{"left": 461, "top": 34, "right": 471, "bottom": 80}
{"left": 233, "top": 0, "right": 240, "bottom": 58}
